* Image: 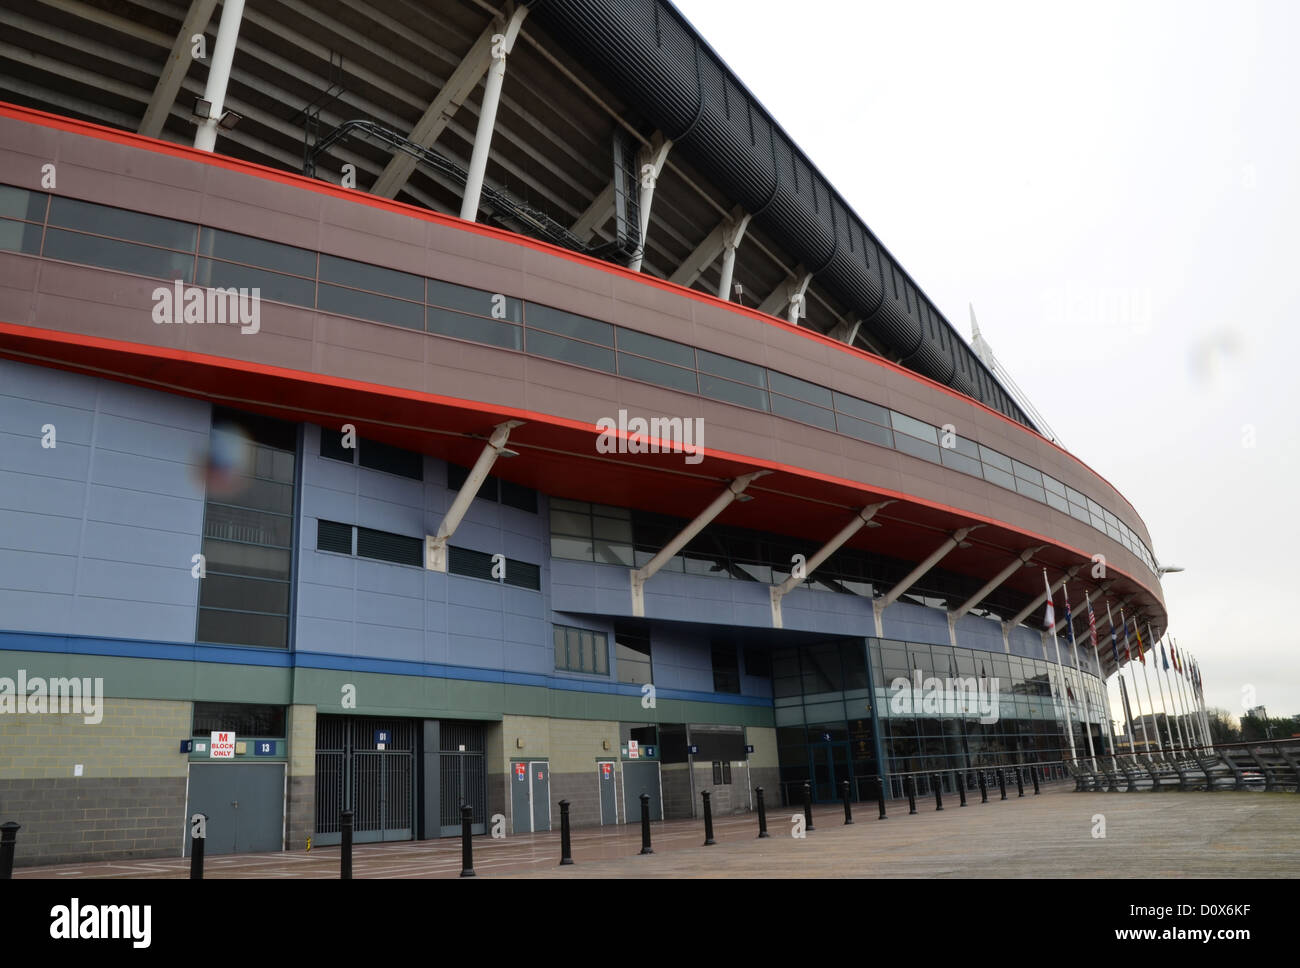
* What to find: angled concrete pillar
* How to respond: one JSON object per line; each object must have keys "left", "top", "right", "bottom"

{"left": 629, "top": 471, "right": 767, "bottom": 616}
{"left": 459, "top": 3, "right": 529, "bottom": 221}
{"left": 872, "top": 527, "right": 976, "bottom": 637}
{"left": 758, "top": 268, "right": 813, "bottom": 323}
{"left": 1002, "top": 565, "right": 1080, "bottom": 653}
{"left": 626, "top": 132, "right": 673, "bottom": 273}
{"left": 426, "top": 420, "right": 523, "bottom": 571}
{"left": 140, "top": 0, "right": 219, "bottom": 138}
{"left": 946, "top": 545, "right": 1043, "bottom": 647}
{"left": 192, "top": 0, "right": 245, "bottom": 151}
{"left": 770, "top": 502, "right": 891, "bottom": 628}
{"left": 668, "top": 205, "right": 748, "bottom": 289}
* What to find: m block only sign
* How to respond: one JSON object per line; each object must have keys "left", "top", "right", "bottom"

{"left": 210, "top": 731, "right": 236, "bottom": 759}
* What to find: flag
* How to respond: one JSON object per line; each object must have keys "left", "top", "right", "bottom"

{"left": 1133, "top": 619, "right": 1145, "bottom": 665}
{"left": 1064, "top": 597, "right": 1073, "bottom": 639}
{"left": 1160, "top": 641, "right": 1169, "bottom": 671}
{"left": 1121, "top": 618, "right": 1132, "bottom": 663}
{"left": 1088, "top": 600, "right": 1098, "bottom": 652}
{"left": 1043, "top": 571, "right": 1055, "bottom": 629}
{"left": 1171, "top": 641, "right": 1180, "bottom": 674}
{"left": 1110, "top": 623, "right": 1120, "bottom": 665}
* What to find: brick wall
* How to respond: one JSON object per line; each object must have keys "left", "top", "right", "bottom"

{"left": 284, "top": 704, "right": 315, "bottom": 850}
{"left": 0, "top": 698, "right": 193, "bottom": 866}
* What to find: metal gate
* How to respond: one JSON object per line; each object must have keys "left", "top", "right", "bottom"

{"left": 315, "top": 715, "right": 416, "bottom": 845}
{"left": 439, "top": 722, "right": 487, "bottom": 837}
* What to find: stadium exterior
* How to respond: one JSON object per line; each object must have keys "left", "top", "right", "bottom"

{"left": 0, "top": 0, "right": 1169, "bottom": 864}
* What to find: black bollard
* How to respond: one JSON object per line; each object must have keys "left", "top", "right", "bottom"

{"left": 906, "top": 775, "right": 917, "bottom": 815}
{"left": 0, "top": 822, "right": 20, "bottom": 880}
{"left": 934, "top": 774, "right": 944, "bottom": 811}
{"left": 1016, "top": 767, "right": 1025, "bottom": 798}
{"left": 876, "top": 776, "right": 888, "bottom": 820}
{"left": 979, "top": 769, "right": 988, "bottom": 803}
{"left": 702, "top": 790, "right": 717, "bottom": 846}
{"left": 559, "top": 800, "right": 573, "bottom": 866}
{"left": 639, "top": 793, "right": 653, "bottom": 854}
{"left": 189, "top": 813, "right": 206, "bottom": 880}
{"left": 459, "top": 804, "right": 475, "bottom": 877}
{"left": 756, "top": 786, "right": 770, "bottom": 838}
{"left": 841, "top": 780, "right": 853, "bottom": 825}
{"left": 341, "top": 809, "right": 354, "bottom": 879}
{"left": 1032, "top": 765, "right": 1041, "bottom": 795}
{"left": 802, "top": 781, "right": 815, "bottom": 832}
{"left": 957, "top": 771, "right": 967, "bottom": 807}
{"left": 998, "top": 769, "right": 1007, "bottom": 801}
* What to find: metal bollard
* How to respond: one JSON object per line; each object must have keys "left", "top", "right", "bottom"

{"left": 998, "top": 769, "right": 1008, "bottom": 801}
{"left": 459, "top": 804, "right": 475, "bottom": 877}
{"left": 1032, "top": 765, "right": 1041, "bottom": 795}
{"left": 1016, "top": 767, "right": 1025, "bottom": 798}
{"left": 702, "top": 790, "right": 717, "bottom": 846}
{"left": 841, "top": 779, "right": 853, "bottom": 824}
{"left": 876, "top": 776, "right": 888, "bottom": 820}
{"left": 756, "top": 786, "right": 770, "bottom": 838}
{"left": 559, "top": 800, "right": 574, "bottom": 866}
{"left": 906, "top": 775, "right": 917, "bottom": 815}
{"left": 934, "top": 774, "right": 944, "bottom": 811}
{"left": 957, "top": 771, "right": 967, "bottom": 807}
{"left": 341, "top": 809, "right": 354, "bottom": 880}
{"left": 189, "top": 813, "right": 206, "bottom": 880}
{"left": 639, "top": 793, "right": 653, "bottom": 854}
{"left": 802, "top": 781, "right": 815, "bottom": 832}
{"left": 0, "top": 822, "right": 20, "bottom": 880}
{"left": 979, "top": 769, "right": 988, "bottom": 803}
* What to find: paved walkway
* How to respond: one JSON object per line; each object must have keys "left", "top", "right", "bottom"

{"left": 13, "top": 785, "right": 1299, "bottom": 878}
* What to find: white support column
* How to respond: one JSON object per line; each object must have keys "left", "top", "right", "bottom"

{"left": 140, "top": 0, "right": 218, "bottom": 138}
{"left": 459, "top": 3, "right": 529, "bottom": 222}
{"left": 1046, "top": 627, "right": 1079, "bottom": 762}
{"left": 1006, "top": 566, "right": 1080, "bottom": 631}
{"left": 1061, "top": 580, "right": 1096, "bottom": 767}
{"left": 872, "top": 527, "right": 975, "bottom": 636}
{"left": 946, "top": 545, "right": 1043, "bottom": 646}
{"left": 425, "top": 420, "right": 523, "bottom": 572}
{"left": 192, "top": 0, "right": 245, "bottom": 151}
{"left": 626, "top": 132, "right": 673, "bottom": 273}
{"left": 668, "top": 205, "right": 748, "bottom": 288}
{"left": 715, "top": 212, "right": 751, "bottom": 300}
{"left": 757, "top": 270, "right": 814, "bottom": 323}
{"left": 372, "top": 21, "right": 502, "bottom": 198}
{"left": 629, "top": 471, "right": 768, "bottom": 617}
{"left": 770, "top": 502, "right": 891, "bottom": 628}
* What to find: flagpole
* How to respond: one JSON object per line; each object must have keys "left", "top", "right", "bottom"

{"left": 1132, "top": 612, "right": 1167, "bottom": 756}
{"left": 1120, "top": 606, "right": 1154, "bottom": 755}
{"left": 1194, "top": 652, "right": 1212, "bottom": 748}
{"left": 1106, "top": 600, "right": 1138, "bottom": 752}
{"left": 1088, "top": 599, "right": 1117, "bottom": 757}
{"left": 1155, "top": 626, "right": 1189, "bottom": 753}
{"left": 1174, "top": 638, "right": 1202, "bottom": 750}
{"left": 1044, "top": 570, "right": 1078, "bottom": 765}
{"left": 1062, "top": 580, "right": 1097, "bottom": 768}
{"left": 1148, "top": 623, "right": 1179, "bottom": 753}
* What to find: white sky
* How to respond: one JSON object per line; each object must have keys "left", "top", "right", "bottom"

{"left": 675, "top": 0, "right": 1300, "bottom": 725}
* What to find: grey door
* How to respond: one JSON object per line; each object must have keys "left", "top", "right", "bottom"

{"left": 185, "top": 763, "right": 284, "bottom": 856}
{"left": 621, "top": 760, "right": 662, "bottom": 823}
{"left": 529, "top": 761, "right": 551, "bottom": 832}
{"left": 598, "top": 761, "right": 617, "bottom": 825}
{"left": 510, "top": 760, "right": 531, "bottom": 834}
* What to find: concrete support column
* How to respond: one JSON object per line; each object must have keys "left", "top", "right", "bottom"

{"left": 459, "top": 3, "right": 529, "bottom": 221}
{"left": 193, "top": 0, "right": 245, "bottom": 151}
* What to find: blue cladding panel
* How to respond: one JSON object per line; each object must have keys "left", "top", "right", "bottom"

{"left": 0, "top": 359, "right": 208, "bottom": 642}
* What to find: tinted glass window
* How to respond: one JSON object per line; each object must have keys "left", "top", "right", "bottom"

{"left": 768, "top": 370, "right": 833, "bottom": 409}
{"left": 895, "top": 432, "right": 941, "bottom": 463}
{"left": 0, "top": 185, "right": 47, "bottom": 221}
{"left": 890, "top": 411, "right": 938, "bottom": 444}
{"left": 44, "top": 229, "right": 193, "bottom": 280}
{"left": 698, "top": 349, "right": 765, "bottom": 386}
{"left": 617, "top": 353, "right": 698, "bottom": 393}
{"left": 835, "top": 413, "right": 893, "bottom": 447}
{"left": 48, "top": 196, "right": 196, "bottom": 250}
{"left": 359, "top": 437, "right": 423, "bottom": 480}
{"left": 940, "top": 448, "right": 983, "bottom": 476}
{"left": 428, "top": 278, "right": 520, "bottom": 321}
{"left": 616, "top": 327, "right": 695, "bottom": 367}
{"left": 319, "top": 253, "right": 423, "bottom": 301}
{"left": 526, "top": 329, "right": 615, "bottom": 371}
{"left": 427, "top": 306, "right": 522, "bottom": 350}
{"left": 195, "top": 258, "right": 315, "bottom": 307}
{"left": 525, "top": 303, "right": 613, "bottom": 345}
{"left": 199, "top": 228, "right": 315, "bottom": 276}
{"left": 833, "top": 392, "right": 889, "bottom": 425}
{"left": 192, "top": 702, "right": 286, "bottom": 736}
{"left": 318, "top": 283, "right": 423, "bottom": 329}
{"left": 0, "top": 218, "right": 42, "bottom": 254}
{"left": 770, "top": 393, "right": 835, "bottom": 430}
{"left": 980, "top": 446, "right": 1014, "bottom": 472}
{"left": 197, "top": 609, "right": 287, "bottom": 649}
{"left": 699, "top": 373, "right": 768, "bottom": 410}
{"left": 982, "top": 464, "right": 1016, "bottom": 490}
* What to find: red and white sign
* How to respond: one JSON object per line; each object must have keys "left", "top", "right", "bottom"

{"left": 627, "top": 740, "right": 639, "bottom": 759}
{"left": 515, "top": 762, "right": 526, "bottom": 777}
{"left": 601, "top": 763, "right": 612, "bottom": 779}
{"left": 210, "top": 731, "right": 236, "bottom": 759}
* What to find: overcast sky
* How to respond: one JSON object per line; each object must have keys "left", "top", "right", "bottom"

{"left": 675, "top": 0, "right": 1300, "bottom": 725}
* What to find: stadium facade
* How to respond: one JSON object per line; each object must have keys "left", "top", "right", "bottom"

{"left": 0, "top": 0, "right": 1168, "bottom": 864}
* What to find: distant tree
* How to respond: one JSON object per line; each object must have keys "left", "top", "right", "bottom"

{"left": 1206, "top": 707, "right": 1239, "bottom": 745}
{"left": 1241, "top": 713, "right": 1300, "bottom": 742}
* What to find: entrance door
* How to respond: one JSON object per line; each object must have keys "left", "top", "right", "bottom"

{"left": 597, "top": 761, "right": 618, "bottom": 825}
{"left": 529, "top": 761, "right": 551, "bottom": 832}
{"left": 621, "top": 760, "right": 662, "bottom": 823}
{"left": 510, "top": 760, "right": 531, "bottom": 834}
{"left": 809, "top": 742, "right": 852, "bottom": 802}
{"left": 185, "top": 763, "right": 284, "bottom": 856}
{"left": 314, "top": 716, "right": 416, "bottom": 845}
{"left": 440, "top": 751, "right": 487, "bottom": 837}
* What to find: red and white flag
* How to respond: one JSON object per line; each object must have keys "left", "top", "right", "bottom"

{"left": 1042, "top": 570, "right": 1055, "bottom": 629}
